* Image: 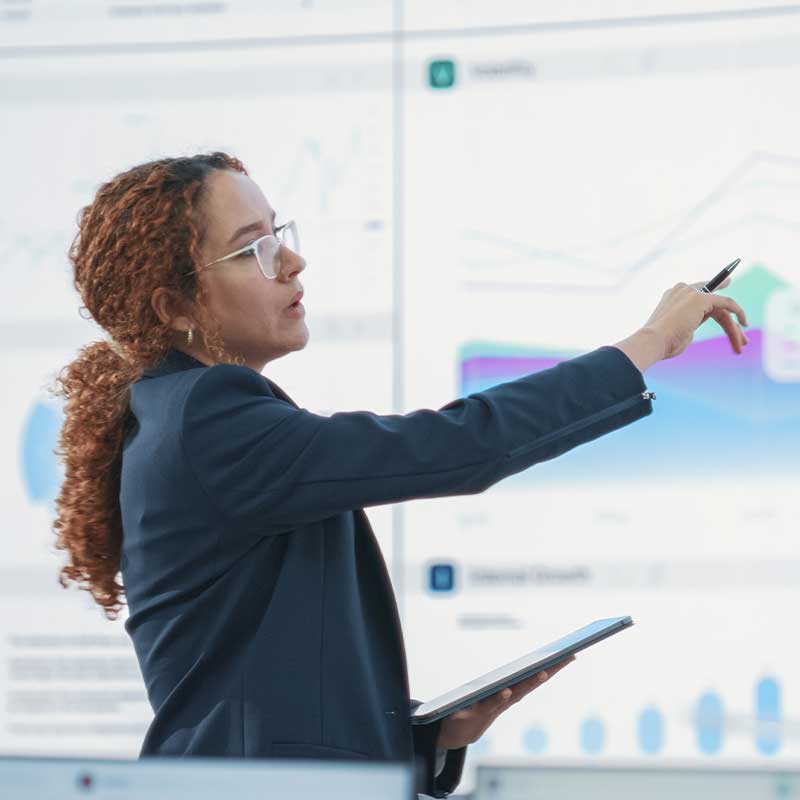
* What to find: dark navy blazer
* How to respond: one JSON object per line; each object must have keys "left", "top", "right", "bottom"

{"left": 120, "top": 345, "right": 653, "bottom": 797}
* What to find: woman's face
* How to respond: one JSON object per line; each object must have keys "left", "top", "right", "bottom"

{"left": 193, "top": 169, "right": 308, "bottom": 370}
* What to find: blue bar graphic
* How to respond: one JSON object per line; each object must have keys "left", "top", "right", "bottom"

{"left": 696, "top": 692, "right": 724, "bottom": 755}
{"left": 755, "top": 676, "right": 782, "bottom": 755}
{"left": 580, "top": 717, "right": 606, "bottom": 755}
{"left": 522, "top": 726, "right": 548, "bottom": 754}
{"left": 638, "top": 706, "right": 665, "bottom": 754}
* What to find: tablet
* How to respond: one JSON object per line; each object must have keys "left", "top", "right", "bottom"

{"left": 410, "top": 616, "right": 633, "bottom": 725}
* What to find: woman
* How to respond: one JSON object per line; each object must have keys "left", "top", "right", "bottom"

{"left": 52, "top": 152, "right": 748, "bottom": 798}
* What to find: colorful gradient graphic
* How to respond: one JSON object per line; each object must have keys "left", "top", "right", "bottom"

{"left": 459, "top": 266, "right": 800, "bottom": 483}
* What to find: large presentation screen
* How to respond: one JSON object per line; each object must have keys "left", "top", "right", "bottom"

{"left": 2, "top": 1, "right": 799, "bottom": 785}
{"left": 401, "top": 5, "right": 800, "bottom": 773}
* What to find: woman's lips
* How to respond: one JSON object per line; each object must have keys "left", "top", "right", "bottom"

{"left": 286, "top": 292, "right": 306, "bottom": 319}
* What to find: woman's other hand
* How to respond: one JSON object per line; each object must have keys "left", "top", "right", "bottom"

{"left": 613, "top": 276, "right": 749, "bottom": 373}
{"left": 436, "top": 656, "right": 576, "bottom": 751}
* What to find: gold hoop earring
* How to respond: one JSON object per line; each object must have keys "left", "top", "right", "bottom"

{"left": 187, "top": 327, "right": 194, "bottom": 346}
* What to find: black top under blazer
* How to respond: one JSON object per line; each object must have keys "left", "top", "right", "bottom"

{"left": 119, "top": 344, "right": 653, "bottom": 797}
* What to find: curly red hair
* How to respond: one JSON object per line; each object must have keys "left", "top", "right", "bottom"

{"left": 51, "top": 152, "right": 247, "bottom": 619}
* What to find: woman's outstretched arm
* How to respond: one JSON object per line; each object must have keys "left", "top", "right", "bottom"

{"left": 180, "top": 344, "right": 653, "bottom": 531}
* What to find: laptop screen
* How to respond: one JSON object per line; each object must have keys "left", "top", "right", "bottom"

{"left": 0, "top": 756, "right": 413, "bottom": 799}
{"left": 476, "top": 763, "right": 800, "bottom": 800}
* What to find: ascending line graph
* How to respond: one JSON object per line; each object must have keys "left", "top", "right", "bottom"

{"left": 461, "top": 152, "right": 800, "bottom": 292}
{"left": 276, "top": 129, "right": 368, "bottom": 215}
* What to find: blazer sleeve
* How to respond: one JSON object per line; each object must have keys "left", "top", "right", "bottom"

{"left": 180, "top": 345, "right": 653, "bottom": 531}
{"left": 409, "top": 701, "right": 466, "bottom": 798}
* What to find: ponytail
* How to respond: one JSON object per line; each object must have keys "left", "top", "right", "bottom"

{"left": 51, "top": 340, "right": 141, "bottom": 618}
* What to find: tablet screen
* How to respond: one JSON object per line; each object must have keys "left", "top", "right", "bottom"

{"left": 411, "top": 616, "right": 632, "bottom": 723}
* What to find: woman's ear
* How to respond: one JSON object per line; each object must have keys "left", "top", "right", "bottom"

{"left": 150, "top": 286, "right": 193, "bottom": 333}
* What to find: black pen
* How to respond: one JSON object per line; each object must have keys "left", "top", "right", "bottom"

{"left": 701, "top": 258, "right": 741, "bottom": 293}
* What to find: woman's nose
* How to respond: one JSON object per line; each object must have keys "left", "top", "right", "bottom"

{"left": 279, "top": 247, "right": 306, "bottom": 280}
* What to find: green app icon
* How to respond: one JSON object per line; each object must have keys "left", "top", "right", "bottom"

{"left": 428, "top": 59, "right": 456, "bottom": 90}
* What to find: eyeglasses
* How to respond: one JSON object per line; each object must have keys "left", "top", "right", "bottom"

{"left": 186, "top": 220, "right": 300, "bottom": 280}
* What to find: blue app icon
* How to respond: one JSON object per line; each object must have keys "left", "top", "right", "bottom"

{"left": 429, "top": 563, "right": 455, "bottom": 592}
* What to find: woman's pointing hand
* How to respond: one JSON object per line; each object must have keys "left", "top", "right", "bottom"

{"left": 614, "top": 276, "right": 749, "bottom": 373}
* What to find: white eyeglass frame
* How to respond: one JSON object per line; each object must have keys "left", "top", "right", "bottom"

{"left": 186, "top": 220, "right": 299, "bottom": 280}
